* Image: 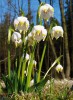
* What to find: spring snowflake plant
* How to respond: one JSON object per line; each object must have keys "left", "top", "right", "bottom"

{"left": 2, "top": 3, "right": 64, "bottom": 94}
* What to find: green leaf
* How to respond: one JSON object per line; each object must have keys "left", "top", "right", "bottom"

{"left": 8, "top": 26, "right": 14, "bottom": 78}
{"left": 2, "top": 75, "right": 13, "bottom": 93}
{"left": 21, "top": 59, "right": 27, "bottom": 84}
{"left": 28, "top": 77, "right": 48, "bottom": 92}
{"left": 25, "top": 53, "right": 34, "bottom": 91}
{"left": 18, "top": 56, "right": 23, "bottom": 80}
{"left": 44, "top": 55, "right": 63, "bottom": 79}
{"left": 37, "top": 44, "right": 46, "bottom": 83}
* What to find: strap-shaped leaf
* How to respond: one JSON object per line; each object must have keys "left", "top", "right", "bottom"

{"left": 28, "top": 77, "right": 48, "bottom": 92}
{"left": 44, "top": 55, "right": 63, "bottom": 79}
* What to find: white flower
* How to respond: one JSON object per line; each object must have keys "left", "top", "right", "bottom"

{"left": 22, "top": 53, "right": 30, "bottom": 61}
{"left": 25, "top": 53, "right": 30, "bottom": 61}
{"left": 24, "top": 33, "right": 34, "bottom": 46}
{"left": 51, "top": 26, "right": 63, "bottom": 39}
{"left": 14, "top": 16, "right": 29, "bottom": 32}
{"left": 56, "top": 64, "right": 63, "bottom": 73}
{"left": 11, "top": 32, "right": 22, "bottom": 47}
{"left": 27, "top": 32, "right": 35, "bottom": 46}
{"left": 12, "top": 32, "right": 21, "bottom": 42}
{"left": 39, "top": 4, "right": 54, "bottom": 20}
{"left": 31, "top": 25, "right": 47, "bottom": 42}
{"left": 30, "top": 79, "right": 34, "bottom": 86}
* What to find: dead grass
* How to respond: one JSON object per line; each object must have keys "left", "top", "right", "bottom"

{"left": 0, "top": 79, "right": 73, "bottom": 100}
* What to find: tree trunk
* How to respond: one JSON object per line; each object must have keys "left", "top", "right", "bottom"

{"left": 70, "top": 0, "right": 73, "bottom": 76}
{"left": 59, "top": 0, "right": 71, "bottom": 78}
{"left": 28, "top": 0, "right": 32, "bottom": 22}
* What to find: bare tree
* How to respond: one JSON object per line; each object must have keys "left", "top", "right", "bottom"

{"left": 27, "top": 0, "right": 32, "bottom": 22}
{"left": 59, "top": 0, "right": 71, "bottom": 78}
{"left": 70, "top": 0, "right": 73, "bottom": 74}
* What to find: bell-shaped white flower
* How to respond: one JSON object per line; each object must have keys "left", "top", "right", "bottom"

{"left": 25, "top": 53, "right": 30, "bottom": 61}
{"left": 30, "top": 79, "right": 34, "bottom": 86}
{"left": 39, "top": 4, "right": 54, "bottom": 20}
{"left": 14, "top": 16, "right": 29, "bottom": 32}
{"left": 25, "top": 32, "right": 36, "bottom": 46}
{"left": 27, "top": 32, "right": 35, "bottom": 46}
{"left": 31, "top": 25, "right": 47, "bottom": 42}
{"left": 12, "top": 32, "right": 22, "bottom": 47}
{"left": 51, "top": 26, "right": 63, "bottom": 39}
{"left": 22, "top": 53, "right": 30, "bottom": 61}
{"left": 56, "top": 64, "right": 63, "bottom": 73}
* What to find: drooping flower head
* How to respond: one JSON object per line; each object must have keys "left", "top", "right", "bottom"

{"left": 22, "top": 53, "right": 30, "bottom": 61}
{"left": 51, "top": 26, "right": 63, "bottom": 39}
{"left": 31, "top": 25, "right": 47, "bottom": 42}
{"left": 25, "top": 53, "right": 30, "bottom": 61}
{"left": 56, "top": 64, "right": 63, "bottom": 73}
{"left": 12, "top": 32, "right": 22, "bottom": 47}
{"left": 39, "top": 4, "right": 54, "bottom": 20}
{"left": 14, "top": 16, "right": 29, "bottom": 32}
{"left": 26, "top": 32, "right": 35, "bottom": 46}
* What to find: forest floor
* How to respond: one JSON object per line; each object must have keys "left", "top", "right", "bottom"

{"left": 0, "top": 79, "right": 73, "bottom": 100}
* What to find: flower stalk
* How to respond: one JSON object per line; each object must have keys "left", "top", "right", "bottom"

{"left": 37, "top": 43, "right": 46, "bottom": 83}
{"left": 8, "top": 27, "right": 12, "bottom": 78}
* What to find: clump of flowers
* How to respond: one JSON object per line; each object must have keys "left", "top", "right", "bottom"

{"left": 39, "top": 4, "right": 54, "bottom": 20}
{"left": 51, "top": 26, "right": 63, "bottom": 39}
{"left": 14, "top": 16, "right": 29, "bottom": 32}
{"left": 3, "top": 2, "right": 64, "bottom": 94}
{"left": 11, "top": 32, "right": 22, "bottom": 47}
{"left": 56, "top": 64, "right": 63, "bottom": 73}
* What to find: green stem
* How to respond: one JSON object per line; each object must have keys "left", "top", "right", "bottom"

{"left": 36, "top": 3, "right": 43, "bottom": 25}
{"left": 8, "top": 45, "right": 11, "bottom": 78}
{"left": 26, "top": 53, "right": 34, "bottom": 91}
{"left": 21, "top": 60, "right": 27, "bottom": 84}
{"left": 18, "top": 56, "right": 23, "bottom": 80}
{"left": 15, "top": 47, "right": 19, "bottom": 71}
{"left": 8, "top": 28, "right": 12, "bottom": 78}
{"left": 37, "top": 43, "right": 46, "bottom": 83}
{"left": 18, "top": 33, "right": 25, "bottom": 80}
